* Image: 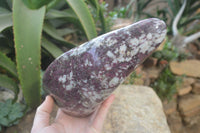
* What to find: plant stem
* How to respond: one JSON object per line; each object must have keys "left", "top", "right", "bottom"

{"left": 184, "top": 31, "right": 200, "bottom": 44}
{"left": 172, "top": 0, "right": 187, "bottom": 36}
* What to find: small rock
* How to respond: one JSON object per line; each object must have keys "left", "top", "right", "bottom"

{"left": 159, "top": 60, "right": 169, "bottom": 66}
{"left": 192, "top": 82, "right": 200, "bottom": 94}
{"left": 163, "top": 100, "right": 177, "bottom": 115}
{"left": 145, "top": 67, "right": 162, "bottom": 79}
{"left": 181, "top": 77, "right": 196, "bottom": 86}
{"left": 102, "top": 85, "right": 170, "bottom": 133}
{"left": 183, "top": 114, "right": 200, "bottom": 126}
{"left": 177, "top": 77, "right": 195, "bottom": 96}
{"left": 185, "top": 122, "right": 200, "bottom": 133}
{"left": 167, "top": 111, "right": 184, "bottom": 133}
{"left": 177, "top": 86, "right": 192, "bottom": 96}
{"left": 0, "top": 90, "right": 15, "bottom": 102}
{"left": 179, "top": 94, "right": 200, "bottom": 117}
{"left": 143, "top": 57, "right": 158, "bottom": 68}
{"left": 170, "top": 60, "right": 200, "bottom": 78}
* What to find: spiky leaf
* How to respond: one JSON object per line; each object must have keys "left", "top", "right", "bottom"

{"left": 0, "top": 52, "right": 18, "bottom": 78}
{"left": 65, "top": 0, "right": 97, "bottom": 40}
{"left": 41, "top": 37, "right": 63, "bottom": 58}
{"left": 13, "top": 0, "right": 45, "bottom": 108}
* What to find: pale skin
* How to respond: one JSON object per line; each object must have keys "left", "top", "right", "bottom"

{"left": 31, "top": 94, "right": 115, "bottom": 133}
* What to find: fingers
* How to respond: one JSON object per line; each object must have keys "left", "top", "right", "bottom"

{"left": 91, "top": 94, "right": 115, "bottom": 131}
{"left": 31, "top": 95, "right": 54, "bottom": 133}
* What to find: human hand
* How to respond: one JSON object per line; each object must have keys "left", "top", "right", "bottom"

{"left": 31, "top": 94, "right": 115, "bottom": 133}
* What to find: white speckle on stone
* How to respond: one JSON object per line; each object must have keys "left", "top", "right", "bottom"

{"left": 65, "top": 85, "right": 72, "bottom": 91}
{"left": 92, "top": 91, "right": 101, "bottom": 100}
{"left": 90, "top": 86, "right": 95, "bottom": 90}
{"left": 83, "top": 80, "right": 87, "bottom": 83}
{"left": 82, "top": 88, "right": 88, "bottom": 91}
{"left": 147, "top": 33, "right": 152, "bottom": 40}
{"left": 130, "top": 38, "right": 139, "bottom": 46}
{"left": 130, "top": 48, "right": 139, "bottom": 57}
{"left": 125, "top": 57, "right": 132, "bottom": 62}
{"left": 114, "top": 48, "right": 119, "bottom": 54}
{"left": 105, "top": 64, "right": 112, "bottom": 70}
{"left": 154, "top": 32, "right": 166, "bottom": 44}
{"left": 139, "top": 34, "right": 145, "bottom": 40}
{"left": 58, "top": 75, "right": 67, "bottom": 83}
{"left": 91, "top": 75, "right": 95, "bottom": 78}
{"left": 83, "top": 92, "right": 88, "bottom": 97}
{"left": 85, "top": 59, "right": 89, "bottom": 66}
{"left": 109, "top": 77, "right": 119, "bottom": 87}
{"left": 82, "top": 101, "right": 89, "bottom": 107}
{"left": 139, "top": 41, "right": 150, "bottom": 54}
{"left": 119, "top": 65, "right": 129, "bottom": 70}
{"left": 106, "top": 51, "right": 116, "bottom": 59}
{"left": 84, "top": 59, "right": 92, "bottom": 66}
{"left": 89, "top": 62, "right": 92, "bottom": 66}
{"left": 153, "top": 33, "right": 160, "bottom": 40}
{"left": 65, "top": 81, "right": 75, "bottom": 91}
{"left": 117, "top": 55, "right": 125, "bottom": 62}
{"left": 69, "top": 71, "right": 73, "bottom": 79}
{"left": 119, "top": 45, "right": 127, "bottom": 54}
{"left": 50, "top": 70, "right": 53, "bottom": 76}
{"left": 101, "top": 78, "right": 109, "bottom": 89}
{"left": 62, "top": 84, "right": 65, "bottom": 88}
{"left": 105, "top": 37, "right": 118, "bottom": 47}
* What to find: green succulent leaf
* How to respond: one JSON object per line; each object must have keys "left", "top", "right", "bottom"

{"left": 45, "top": 9, "right": 77, "bottom": 19}
{"left": 0, "top": 11, "right": 12, "bottom": 32}
{"left": 41, "top": 37, "right": 63, "bottom": 58}
{"left": 22, "top": 0, "right": 54, "bottom": 9}
{"left": 0, "top": 99, "right": 25, "bottom": 127}
{"left": 13, "top": 0, "right": 45, "bottom": 108}
{"left": 0, "top": 7, "right": 10, "bottom": 14}
{"left": 0, "top": 51, "right": 18, "bottom": 78}
{"left": 56, "top": 28, "right": 77, "bottom": 36}
{"left": 43, "top": 22, "right": 76, "bottom": 48}
{"left": 66, "top": 0, "right": 97, "bottom": 40}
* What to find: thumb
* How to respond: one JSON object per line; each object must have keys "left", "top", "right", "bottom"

{"left": 31, "top": 95, "right": 54, "bottom": 133}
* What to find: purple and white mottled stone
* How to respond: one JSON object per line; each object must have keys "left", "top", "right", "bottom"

{"left": 43, "top": 18, "right": 167, "bottom": 117}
